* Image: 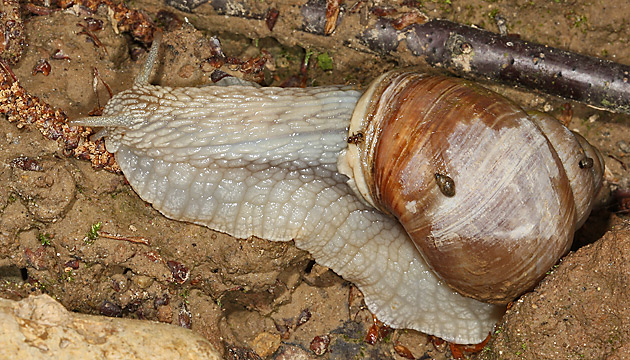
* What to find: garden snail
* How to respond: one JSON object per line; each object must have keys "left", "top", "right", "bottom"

{"left": 72, "top": 33, "right": 604, "bottom": 344}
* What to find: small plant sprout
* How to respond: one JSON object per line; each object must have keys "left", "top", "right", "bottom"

{"left": 38, "top": 233, "right": 52, "bottom": 246}
{"left": 85, "top": 221, "right": 102, "bottom": 244}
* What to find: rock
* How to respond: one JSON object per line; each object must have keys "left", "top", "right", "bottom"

{"left": 478, "top": 225, "right": 630, "bottom": 359}
{"left": 10, "top": 158, "right": 76, "bottom": 222}
{"left": 252, "top": 332, "right": 281, "bottom": 357}
{"left": 0, "top": 294, "right": 222, "bottom": 359}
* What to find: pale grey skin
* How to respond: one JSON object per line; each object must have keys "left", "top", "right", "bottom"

{"left": 73, "top": 34, "right": 505, "bottom": 344}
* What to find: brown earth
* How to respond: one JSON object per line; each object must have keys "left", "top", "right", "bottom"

{"left": 478, "top": 221, "right": 630, "bottom": 360}
{"left": 1, "top": 0, "right": 629, "bottom": 359}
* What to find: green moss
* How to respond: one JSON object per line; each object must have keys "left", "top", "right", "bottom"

{"left": 316, "top": 52, "right": 334, "bottom": 71}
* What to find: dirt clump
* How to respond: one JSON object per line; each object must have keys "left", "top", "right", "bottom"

{"left": 478, "top": 221, "right": 630, "bottom": 360}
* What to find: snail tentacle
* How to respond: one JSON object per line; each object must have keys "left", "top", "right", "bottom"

{"left": 71, "top": 115, "right": 137, "bottom": 128}
{"left": 135, "top": 30, "right": 163, "bottom": 87}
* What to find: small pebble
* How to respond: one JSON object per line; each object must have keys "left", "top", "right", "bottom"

{"left": 157, "top": 304, "right": 173, "bottom": 323}
{"left": 309, "top": 335, "right": 330, "bottom": 356}
{"left": 100, "top": 300, "right": 122, "bottom": 317}
{"left": 133, "top": 275, "right": 153, "bottom": 289}
{"left": 617, "top": 140, "right": 630, "bottom": 154}
{"left": 274, "top": 344, "right": 315, "bottom": 359}
{"left": 178, "top": 64, "right": 195, "bottom": 79}
{"left": 252, "top": 332, "right": 281, "bottom": 358}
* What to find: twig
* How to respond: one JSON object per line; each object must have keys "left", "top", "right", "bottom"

{"left": 98, "top": 231, "right": 152, "bottom": 245}
{"left": 405, "top": 20, "right": 630, "bottom": 114}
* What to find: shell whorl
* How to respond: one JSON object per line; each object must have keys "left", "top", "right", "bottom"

{"left": 528, "top": 111, "right": 604, "bottom": 228}
{"left": 341, "top": 70, "right": 603, "bottom": 304}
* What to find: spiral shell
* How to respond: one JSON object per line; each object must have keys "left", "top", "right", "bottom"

{"left": 341, "top": 71, "right": 604, "bottom": 304}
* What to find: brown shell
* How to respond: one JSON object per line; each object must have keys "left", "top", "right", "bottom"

{"left": 349, "top": 71, "right": 603, "bottom": 304}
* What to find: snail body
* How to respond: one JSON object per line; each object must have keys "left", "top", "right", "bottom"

{"left": 73, "top": 34, "right": 603, "bottom": 344}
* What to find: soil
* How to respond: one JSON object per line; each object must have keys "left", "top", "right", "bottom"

{"left": 478, "top": 221, "right": 630, "bottom": 360}
{"left": 0, "top": 0, "right": 629, "bottom": 359}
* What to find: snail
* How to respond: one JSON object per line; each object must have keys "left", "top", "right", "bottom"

{"left": 72, "top": 32, "right": 604, "bottom": 344}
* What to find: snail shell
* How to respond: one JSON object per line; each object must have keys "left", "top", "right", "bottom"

{"left": 72, "top": 34, "right": 603, "bottom": 343}
{"left": 339, "top": 71, "right": 604, "bottom": 304}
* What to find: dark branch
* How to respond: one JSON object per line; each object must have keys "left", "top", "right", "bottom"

{"left": 404, "top": 20, "right": 630, "bottom": 114}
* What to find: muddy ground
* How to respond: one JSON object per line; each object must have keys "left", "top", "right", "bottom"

{"left": 1, "top": 0, "right": 630, "bottom": 359}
